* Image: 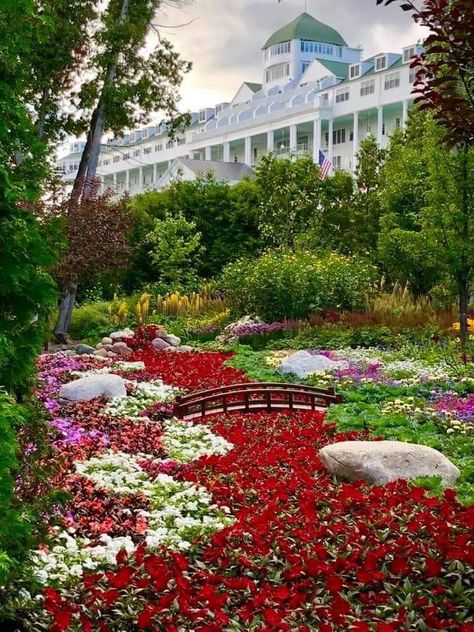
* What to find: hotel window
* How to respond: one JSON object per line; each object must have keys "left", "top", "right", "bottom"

{"left": 350, "top": 64, "right": 360, "bottom": 79}
{"left": 166, "top": 139, "right": 174, "bottom": 149}
{"left": 360, "top": 79, "right": 375, "bottom": 96}
{"left": 270, "top": 41, "right": 291, "bottom": 56}
{"left": 302, "top": 61, "right": 311, "bottom": 73}
{"left": 113, "top": 155, "right": 121, "bottom": 163}
{"left": 103, "top": 158, "right": 110, "bottom": 166}
{"left": 375, "top": 55, "right": 387, "bottom": 71}
{"left": 177, "top": 137, "right": 186, "bottom": 146}
{"left": 349, "top": 131, "right": 354, "bottom": 141}
{"left": 155, "top": 143, "right": 163, "bottom": 152}
{"left": 335, "top": 88, "right": 349, "bottom": 103}
{"left": 123, "top": 153, "right": 130, "bottom": 160}
{"left": 403, "top": 46, "right": 416, "bottom": 63}
{"left": 333, "top": 128, "right": 346, "bottom": 144}
{"left": 142, "top": 129, "right": 148, "bottom": 139}
{"left": 384, "top": 71, "right": 400, "bottom": 90}
{"left": 199, "top": 110, "right": 207, "bottom": 122}
{"left": 409, "top": 68, "right": 417, "bottom": 84}
{"left": 395, "top": 117, "right": 401, "bottom": 129}
{"left": 332, "top": 155, "right": 342, "bottom": 170}
{"left": 266, "top": 62, "right": 290, "bottom": 82}
{"left": 300, "top": 41, "right": 333, "bottom": 56}
{"left": 143, "top": 146, "right": 152, "bottom": 155}
{"left": 133, "top": 149, "right": 140, "bottom": 157}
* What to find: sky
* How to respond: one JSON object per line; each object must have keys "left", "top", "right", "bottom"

{"left": 157, "top": 0, "right": 425, "bottom": 112}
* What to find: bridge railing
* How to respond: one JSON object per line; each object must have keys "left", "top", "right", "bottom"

{"left": 173, "top": 382, "right": 342, "bottom": 420}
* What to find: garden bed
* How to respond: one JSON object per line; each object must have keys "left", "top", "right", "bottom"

{"left": 6, "top": 334, "right": 474, "bottom": 630}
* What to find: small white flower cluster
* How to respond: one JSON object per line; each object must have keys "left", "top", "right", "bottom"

{"left": 162, "top": 418, "right": 234, "bottom": 462}
{"left": 113, "top": 361, "right": 146, "bottom": 372}
{"left": 32, "top": 450, "right": 233, "bottom": 585}
{"left": 70, "top": 367, "right": 112, "bottom": 378}
{"left": 105, "top": 379, "right": 180, "bottom": 418}
{"left": 380, "top": 397, "right": 422, "bottom": 416}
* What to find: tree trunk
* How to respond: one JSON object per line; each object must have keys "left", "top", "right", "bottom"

{"left": 458, "top": 279, "right": 470, "bottom": 363}
{"left": 54, "top": 284, "right": 77, "bottom": 343}
{"left": 36, "top": 85, "right": 51, "bottom": 140}
{"left": 71, "top": 0, "right": 130, "bottom": 203}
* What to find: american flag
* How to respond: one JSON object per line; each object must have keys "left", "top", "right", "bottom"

{"left": 318, "top": 150, "right": 332, "bottom": 179}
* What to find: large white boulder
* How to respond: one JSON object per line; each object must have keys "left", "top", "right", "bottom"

{"left": 59, "top": 374, "right": 126, "bottom": 402}
{"left": 319, "top": 441, "right": 460, "bottom": 487}
{"left": 278, "top": 351, "right": 349, "bottom": 379}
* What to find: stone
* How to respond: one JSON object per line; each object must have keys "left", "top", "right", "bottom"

{"left": 96, "top": 343, "right": 104, "bottom": 350}
{"left": 75, "top": 344, "right": 96, "bottom": 355}
{"left": 95, "top": 349, "right": 108, "bottom": 358}
{"left": 161, "top": 333, "right": 181, "bottom": 347}
{"left": 152, "top": 337, "right": 171, "bottom": 351}
{"left": 59, "top": 374, "right": 126, "bottom": 402}
{"left": 216, "top": 315, "right": 264, "bottom": 345}
{"left": 110, "top": 328, "right": 135, "bottom": 340}
{"left": 318, "top": 441, "right": 460, "bottom": 487}
{"left": 102, "top": 344, "right": 113, "bottom": 352}
{"left": 107, "top": 351, "right": 118, "bottom": 359}
{"left": 102, "top": 337, "right": 113, "bottom": 345}
{"left": 278, "top": 351, "right": 349, "bottom": 379}
{"left": 112, "top": 342, "right": 132, "bottom": 357}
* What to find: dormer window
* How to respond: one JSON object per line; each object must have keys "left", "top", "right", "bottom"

{"left": 375, "top": 55, "right": 387, "bottom": 71}
{"left": 403, "top": 46, "right": 417, "bottom": 63}
{"left": 350, "top": 64, "right": 360, "bottom": 79}
{"left": 199, "top": 110, "right": 207, "bottom": 123}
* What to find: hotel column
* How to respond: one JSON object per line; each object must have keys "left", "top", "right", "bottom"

{"left": 402, "top": 99, "right": 409, "bottom": 127}
{"left": 267, "top": 129, "right": 275, "bottom": 154}
{"left": 328, "top": 118, "right": 334, "bottom": 164}
{"left": 138, "top": 166, "right": 143, "bottom": 191}
{"left": 289, "top": 124, "right": 297, "bottom": 153}
{"left": 205, "top": 146, "right": 212, "bottom": 161}
{"left": 352, "top": 111, "right": 359, "bottom": 173}
{"left": 223, "top": 141, "right": 231, "bottom": 162}
{"left": 153, "top": 163, "right": 158, "bottom": 183}
{"left": 125, "top": 169, "right": 130, "bottom": 192}
{"left": 112, "top": 173, "right": 117, "bottom": 189}
{"left": 244, "top": 136, "right": 252, "bottom": 166}
{"left": 312, "top": 118, "right": 321, "bottom": 164}
{"left": 377, "top": 106, "right": 384, "bottom": 145}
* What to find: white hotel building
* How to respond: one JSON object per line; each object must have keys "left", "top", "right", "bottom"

{"left": 58, "top": 13, "right": 421, "bottom": 194}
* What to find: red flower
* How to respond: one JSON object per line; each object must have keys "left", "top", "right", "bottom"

{"left": 424, "top": 557, "right": 442, "bottom": 577}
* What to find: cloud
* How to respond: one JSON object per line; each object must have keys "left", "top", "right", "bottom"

{"left": 157, "top": 0, "right": 426, "bottom": 111}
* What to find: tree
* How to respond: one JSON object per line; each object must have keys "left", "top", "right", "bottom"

{"left": 146, "top": 212, "right": 203, "bottom": 290}
{"left": 0, "top": 0, "right": 56, "bottom": 393}
{"left": 255, "top": 154, "right": 324, "bottom": 249}
{"left": 53, "top": 184, "right": 131, "bottom": 342}
{"left": 71, "top": 0, "right": 191, "bottom": 201}
{"left": 378, "top": 0, "right": 474, "bottom": 344}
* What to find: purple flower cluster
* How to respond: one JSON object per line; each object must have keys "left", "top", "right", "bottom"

{"left": 234, "top": 320, "right": 301, "bottom": 337}
{"left": 190, "top": 325, "right": 219, "bottom": 335}
{"left": 49, "top": 417, "right": 109, "bottom": 447}
{"left": 333, "top": 362, "right": 384, "bottom": 383}
{"left": 433, "top": 393, "right": 474, "bottom": 425}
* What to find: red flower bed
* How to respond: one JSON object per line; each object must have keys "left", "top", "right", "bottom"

{"left": 44, "top": 410, "right": 474, "bottom": 631}
{"left": 132, "top": 348, "right": 248, "bottom": 392}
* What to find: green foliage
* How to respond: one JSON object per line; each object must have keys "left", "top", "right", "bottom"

{"left": 255, "top": 154, "right": 323, "bottom": 249}
{"left": 147, "top": 213, "right": 203, "bottom": 292}
{"left": 219, "top": 250, "right": 378, "bottom": 321}
{"left": 126, "top": 176, "right": 261, "bottom": 289}
{"left": 69, "top": 301, "right": 112, "bottom": 343}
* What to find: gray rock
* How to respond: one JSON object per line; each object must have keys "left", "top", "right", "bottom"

{"left": 75, "top": 344, "right": 96, "bottom": 356}
{"left": 102, "top": 337, "right": 113, "bottom": 345}
{"left": 112, "top": 342, "right": 132, "bottom": 357}
{"left": 110, "top": 328, "right": 135, "bottom": 340}
{"left": 319, "top": 441, "right": 460, "bottom": 487}
{"left": 95, "top": 349, "right": 108, "bottom": 358}
{"left": 152, "top": 337, "right": 171, "bottom": 351}
{"left": 163, "top": 345, "right": 194, "bottom": 353}
{"left": 161, "top": 333, "right": 181, "bottom": 347}
{"left": 278, "top": 351, "right": 349, "bottom": 379}
{"left": 59, "top": 374, "right": 126, "bottom": 402}
{"left": 216, "top": 315, "right": 264, "bottom": 345}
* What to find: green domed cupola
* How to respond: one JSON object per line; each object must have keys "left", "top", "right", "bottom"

{"left": 263, "top": 12, "right": 347, "bottom": 49}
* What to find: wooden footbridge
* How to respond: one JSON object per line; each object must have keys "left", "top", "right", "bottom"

{"left": 173, "top": 382, "right": 342, "bottom": 420}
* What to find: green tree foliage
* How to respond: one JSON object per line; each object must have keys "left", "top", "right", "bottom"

{"left": 255, "top": 154, "right": 324, "bottom": 249}
{"left": 125, "top": 176, "right": 260, "bottom": 288}
{"left": 146, "top": 213, "right": 203, "bottom": 291}
{"left": 0, "top": 0, "right": 56, "bottom": 393}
